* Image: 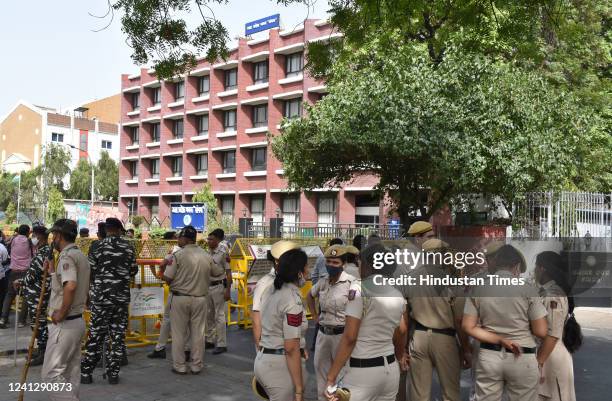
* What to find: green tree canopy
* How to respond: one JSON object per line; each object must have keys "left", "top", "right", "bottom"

{"left": 67, "top": 159, "right": 94, "bottom": 200}
{"left": 41, "top": 143, "right": 71, "bottom": 193}
{"left": 47, "top": 187, "right": 66, "bottom": 223}
{"left": 96, "top": 151, "right": 119, "bottom": 201}
{"left": 192, "top": 183, "right": 218, "bottom": 221}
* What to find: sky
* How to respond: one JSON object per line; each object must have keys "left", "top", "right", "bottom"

{"left": 0, "top": 0, "right": 330, "bottom": 115}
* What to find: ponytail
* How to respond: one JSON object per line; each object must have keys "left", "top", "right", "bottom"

{"left": 273, "top": 275, "right": 284, "bottom": 291}
{"left": 563, "top": 296, "right": 583, "bottom": 353}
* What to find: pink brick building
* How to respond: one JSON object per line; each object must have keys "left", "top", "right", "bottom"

{"left": 119, "top": 19, "right": 386, "bottom": 227}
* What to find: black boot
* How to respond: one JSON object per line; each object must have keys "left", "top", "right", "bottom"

{"left": 29, "top": 350, "right": 45, "bottom": 366}
{"left": 108, "top": 375, "right": 119, "bottom": 385}
{"left": 121, "top": 353, "right": 128, "bottom": 366}
{"left": 147, "top": 348, "right": 166, "bottom": 359}
{"left": 81, "top": 375, "right": 93, "bottom": 384}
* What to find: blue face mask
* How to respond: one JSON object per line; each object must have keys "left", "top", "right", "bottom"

{"left": 326, "top": 264, "right": 343, "bottom": 277}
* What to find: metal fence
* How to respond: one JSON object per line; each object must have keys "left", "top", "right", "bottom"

{"left": 246, "top": 221, "right": 404, "bottom": 241}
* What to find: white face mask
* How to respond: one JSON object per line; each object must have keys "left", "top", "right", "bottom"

{"left": 31, "top": 238, "right": 39, "bottom": 247}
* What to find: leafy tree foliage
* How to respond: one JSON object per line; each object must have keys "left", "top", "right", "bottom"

{"left": 192, "top": 183, "right": 219, "bottom": 221}
{"left": 67, "top": 159, "right": 94, "bottom": 200}
{"left": 96, "top": 151, "right": 119, "bottom": 201}
{"left": 40, "top": 143, "right": 71, "bottom": 193}
{"left": 4, "top": 202, "right": 17, "bottom": 224}
{"left": 47, "top": 187, "right": 66, "bottom": 224}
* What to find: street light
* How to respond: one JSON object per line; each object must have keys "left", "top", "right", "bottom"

{"left": 4, "top": 160, "right": 32, "bottom": 224}
{"left": 64, "top": 144, "right": 95, "bottom": 208}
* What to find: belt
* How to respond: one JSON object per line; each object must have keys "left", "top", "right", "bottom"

{"left": 480, "top": 342, "right": 536, "bottom": 354}
{"left": 319, "top": 325, "right": 345, "bottom": 335}
{"left": 415, "top": 321, "right": 456, "bottom": 337}
{"left": 261, "top": 347, "right": 306, "bottom": 358}
{"left": 46, "top": 314, "right": 82, "bottom": 322}
{"left": 350, "top": 354, "right": 395, "bottom": 368}
{"left": 171, "top": 291, "right": 205, "bottom": 297}
{"left": 210, "top": 280, "right": 224, "bottom": 286}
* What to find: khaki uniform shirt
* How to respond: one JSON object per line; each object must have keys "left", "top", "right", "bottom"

{"left": 252, "top": 268, "right": 275, "bottom": 312}
{"left": 344, "top": 263, "right": 360, "bottom": 279}
{"left": 48, "top": 243, "right": 90, "bottom": 317}
{"left": 310, "top": 271, "right": 354, "bottom": 327}
{"left": 464, "top": 270, "right": 547, "bottom": 348}
{"left": 207, "top": 243, "right": 230, "bottom": 281}
{"left": 165, "top": 244, "right": 213, "bottom": 297}
{"left": 260, "top": 283, "right": 309, "bottom": 349}
{"left": 540, "top": 280, "right": 568, "bottom": 339}
{"left": 345, "top": 277, "right": 406, "bottom": 358}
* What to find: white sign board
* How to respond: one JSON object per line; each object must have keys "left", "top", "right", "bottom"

{"left": 249, "top": 244, "right": 272, "bottom": 260}
{"left": 130, "top": 287, "right": 165, "bottom": 317}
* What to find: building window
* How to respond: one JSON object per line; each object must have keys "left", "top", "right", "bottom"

{"left": 101, "top": 140, "right": 112, "bottom": 150}
{"left": 152, "top": 88, "right": 161, "bottom": 105}
{"left": 223, "top": 110, "right": 237, "bottom": 131}
{"left": 150, "top": 198, "right": 160, "bottom": 219}
{"left": 221, "top": 196, "right": 234, "bottom": 220}
{"left": 151, "top": 159, "right": 160, "bottom": 179}
{"left": 151, "top": 123, "right": 160, "bottom": 142}
{"left": 198, "top": 76, "right": 210, "bottom": 96}
{"left": 250, "top": 196, "right": 265, "bottom": 223}
{"left": 253, "top": 104, "right": 268, "bottom": 128}
{"left": 283, "top": 98, "right": 302, "bottom": 119}
{"left": 173, "top": 119, "right": 184, "bottom": 139}
{"left": 80, "top": 132, "right": 87, "bottom": 152}
{"left": 354, "top": 194, "right": 380, "bottom": 225}
{"left": 175, "top": 80, "right": 185, "bottom": 101}
{"left": 51, "top": 133, "right": 64, "bottom": 143}
{"left": 130, "top": 127, "right": 139, "bottom": 145}
{"left": 285, "top": 52, "right": 303, "bottom": 77}
{"left": 130, "top": 161, "right": 138, "bottom": 178}
{"left": 225, "top": 68, "right": 237, "bottom": 90}
{"left": 196, "top": 153, "right": 208, "bottom": 175}
{"left": 282, "top": 194, "right": 299, "bottom": 226}
{"left": 253, "top": 61, "right": 268, "bottom": 84}
{"left": 252, "top": 147, "right": 266, "bottom": 171}
{"left": 317, "top": 194, "right": 336, "bottom": 226}
{"left": 132, "top": 92, "right": 140, "bottom": 110}
{"left": 172, "top": 157, "right": 183, "bottom": 177}
{"left": 222, "top": 151, "right": 236, "bottom": 173}
{"left": 197, "top": 115, "right": 209, "bottom": 135}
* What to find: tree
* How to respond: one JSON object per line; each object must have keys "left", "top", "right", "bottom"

{"left": 47, "top": 187, "right": 66, "bottom": 224}
{"left": 272, "top": 42, "right": 610, "bottom": 224}
{"left": 0, "top": 172, "right": 17, "bottom": 211}
{"left": 4, "top": 202, "right": 17, "bottom": 224}
{"left": 95, "top": 151, "right": 119, "bottom": 201}
{"left": 67, "top": 159, "right": 94, "bottom": 200}
{"left": 41, "top": 143, "right": 71, "bottom": 193}
{"left": 192, "top": 183, "right": 218, "bottom": 222}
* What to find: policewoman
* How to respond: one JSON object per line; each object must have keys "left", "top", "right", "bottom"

{"left": 307, "top": 245, "right": 355, "bottom": 401}
{"left": 325, "top": 243, "right": 408, "bottom": 401}
{"left": 254, "top": 248, "right": 310, "bottom": 401}
{"left": 535, "top": 251, "right": 580, "bottom": 401}
{"left": 344, "top": 246, "right": 360, "bottom": 279}
{"left": 462, "top": 244, "right": 548, "bottom": 401}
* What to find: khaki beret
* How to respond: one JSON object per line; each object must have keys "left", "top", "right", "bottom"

{"left": 270, "top": 240, "right": 299, "bottom": 259}
{"left": 324, "top": 244, "right": 347, "bottom": 258}
{"left": 421, "top": 239, "right": 449, "bottom": 252}
{"left": 408, "top": 221, "right": 433, "bottom": 236}
{"left": 485, "top": 240, "right": 504, "bottom": 256}
{"left": 345, "top": 245, "right": 360, "bottom": 255}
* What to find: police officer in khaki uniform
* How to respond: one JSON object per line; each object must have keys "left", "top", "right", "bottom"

{"left": 42, "top": 219, "right": 90, "bottom": 401}
{"left": 252, "top": 240, "right": 299, "bottom": 349}
{"left": 163, "top": 226, "right": 217, "bottom": 374}
{"left": 307, "top": 245, "right": 355, "bottom": 401}
{"left": 407, "top": 239, "right": 470, "bottom": 401}
{"left": 254, "top": 248, "right": 310, "bottom": 401}
{"left": 344, "top": 246, "right": 360, "bottom": 279}
{"left": 205, "top": 228, "right": 231, "bottom": 354}
{"left": 325, "top": 243, "right": 408, "bottom": 401}
{"left": 463, "top": 244, "right": 548, "bottom": 401}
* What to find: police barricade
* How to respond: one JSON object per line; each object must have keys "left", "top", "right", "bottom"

{"left": 227, "top": 238, "right": 328, "bottom": 328}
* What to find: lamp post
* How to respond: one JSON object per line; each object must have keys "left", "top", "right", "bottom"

{"left": 65, "top": 144, "right": 95, "bottom": 208}
{"left": 5, "top": 160, "right": 32, "bottom": 224}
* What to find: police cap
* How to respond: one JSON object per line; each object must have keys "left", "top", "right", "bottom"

{"left": 345, "top": 245, "right": 360, "bottom": 256}
{"left": 407, "top": 221, "right": 433, "bottom": 236}
{"left": 270, "top": 240, "right": 299, "bottom": 260}
{"left": 324, "top": 244, "right": 347, "bottom": 258}
{"left": 421, "top": 239, "right": 449, "bottom": 252}
{"left": 251, "top": 376, "right": 269, "bottom": 400}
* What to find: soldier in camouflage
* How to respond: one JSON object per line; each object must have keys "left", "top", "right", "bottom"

{"left": 81, "top": 218, "right": 138, "bottom": 385}
{"left": 19, "top": 225, "right": 52, "bottom": 366}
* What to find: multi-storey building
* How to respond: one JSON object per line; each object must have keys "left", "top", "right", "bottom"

{"left": 119, "top": 19, "right": 384, "bottom": 226}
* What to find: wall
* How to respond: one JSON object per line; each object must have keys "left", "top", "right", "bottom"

{"left": 0, "top": 103, "right": 42, "bottom": 169}
{"left": 82, "top": 93, "right": 121, "bottom": 124}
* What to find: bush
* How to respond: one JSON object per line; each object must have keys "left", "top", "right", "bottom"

{"left": 147, "top": 227, "right": 167, "bottom": 239}
{"left": 131, "top": 215, "right": 145, "bottom": 228}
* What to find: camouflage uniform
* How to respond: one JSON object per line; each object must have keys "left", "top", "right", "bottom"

{"left": 22, "top": 244, "right": 52, "bottom": 352}
{"left": 81, "top": 235, "right": 137, "bottom": 379}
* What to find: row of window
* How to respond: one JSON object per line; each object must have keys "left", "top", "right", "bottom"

{"left": 130, "top": 53, "right": 304, "bottom": 110}
{"left": 51, "top": 132, "right": 113, "bottom": 150}
{"left": 127, "top": 99, "right": 301, "bottom": 145}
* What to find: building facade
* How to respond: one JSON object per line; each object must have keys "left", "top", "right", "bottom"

{"left": 119, "top": 19, "right": 385, "bottom": 227}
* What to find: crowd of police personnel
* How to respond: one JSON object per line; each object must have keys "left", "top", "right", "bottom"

{"left": 6, "top": 217, "right": 582, "bottom": 401}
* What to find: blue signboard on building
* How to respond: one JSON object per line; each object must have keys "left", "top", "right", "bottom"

{"left": 245, "top": 14, "right": 280, "bottom": 36}
{"left": 170, "top": 203, "right": 207, "bottom": 231}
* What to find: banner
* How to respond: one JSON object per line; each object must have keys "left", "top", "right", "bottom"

{"left": 170, "top": 202, "right": 207, "bottom": 231}
{"left": 129, "top": 287, "right": 165, "bottom": 317}
{"left": 245, "top": 14, "right": 280, "bottom": 36}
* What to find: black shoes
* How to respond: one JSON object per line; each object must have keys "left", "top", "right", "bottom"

{"left": 171, "top": 368, "right": 188, "bottom": 375}
{"left": 108, "top": 375, "right": 119, "bottom": 385}
{"left": 29, "top": 351, "right": 45, "bottom": 366}
{"left": 121, "top": 354, "right": 129, "bottom": 366}
{"left": 212, "top": 347, "right": 227, "bottom": 355}
{"left": 0, "top": 318, "right": 8, "bottom": 329}
{"left": 81, "top": 375, "right": 93, "bottom": 384}
{"left": 147, "top": 348, "right": 166, "bottom": 359}
{"left": 205, "top": 342, "right": 215, "bottom": 350}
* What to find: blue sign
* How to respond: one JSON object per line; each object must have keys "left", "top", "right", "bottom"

{"left": 245, "top": 14, "right": 280, "bottom": 36}
{"left": 170, "top": 203, "right": 207, "bottom": 231}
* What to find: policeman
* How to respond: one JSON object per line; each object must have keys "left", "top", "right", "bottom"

{"left": 205, "top": 228, "right": 231, "bottom": 354}
{"left": 406, "top": 239, "right": 470, "bottom": 401}
{"left": 254, "top": 248, "right": 310, "bottom": 401}
{"left": 344, "top": 246, "right": 360, "bottom": 279}
{"left": 324, "top": 243, "right": 408, "bottom": 401}
{"left": 407, "top": 221, "right": 435, "bottom": 248}
{"left": 81, "top": 218, "right": 138, "bottom": 385}
{"left": 163, "top": 225, "right": 215, "bottom": 374}
{"left": 462, "top": 244, "right": 548, "bottom": 401}
{"left": 42, "top": 219, "right": 90, "bottom": 401}
{"left": 19, "top": 225, "right": 52, "bottom": 366}
{"left": 252, "top": 240, "right": 299, "bottom": 349}
{"left": 307, "top": 245, "right": 355, "bottom": 401}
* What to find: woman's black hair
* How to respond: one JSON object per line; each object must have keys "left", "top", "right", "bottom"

{"left": 536, "top": 251, "right": 583, "bottom": 353}
{"left": 352, "top": 234, "right": 365, "bottom": 251}
{"left": 18, "top": 224, "right": 30, "bottom": 236}
{"left": 273, "top": 248, "right": 307, "bottom": 290}
{"left": 346, "top": 253, "right": 357, "bottom": 264}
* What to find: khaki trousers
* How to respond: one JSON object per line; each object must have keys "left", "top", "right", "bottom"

{"left": 42, "top": 318, "right": 85, "bottom": 401}
{"left": 409, "top": 329, "right": 461, "bottom": 401}
{"left": 170, "top": 295, "right": 207, "bottom": 373}
{"left": 475, "top": 348, "right": 539, "bottom": 401}
{"left": 344, "top": 360, "right": 400, "bottom": 401}
{"left": 205, "top": 283, "right": 227, "bottom": 347}
{"left": 314, "top": 331, "right": 344, "bottom": 401}
{"left": 254, "top": 352, "right": 305, "bottom": 401}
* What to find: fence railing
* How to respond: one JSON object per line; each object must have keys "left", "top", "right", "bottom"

{"left": 246, "top": 221, "right": 404, "bottom": 240}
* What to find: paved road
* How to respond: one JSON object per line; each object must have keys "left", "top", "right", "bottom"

{"left": 0, "top": 308, "right": 610, "bottom": 401}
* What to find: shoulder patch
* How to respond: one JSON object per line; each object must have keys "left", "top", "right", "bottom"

{"left": 348, "top": 289, "right": 356, "bottom": 301}
{"left": 286, "top": 312, "right": 303, "bottom": 327}
{"left": 550, "top": 300, "right": 557, "bottom": 309}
